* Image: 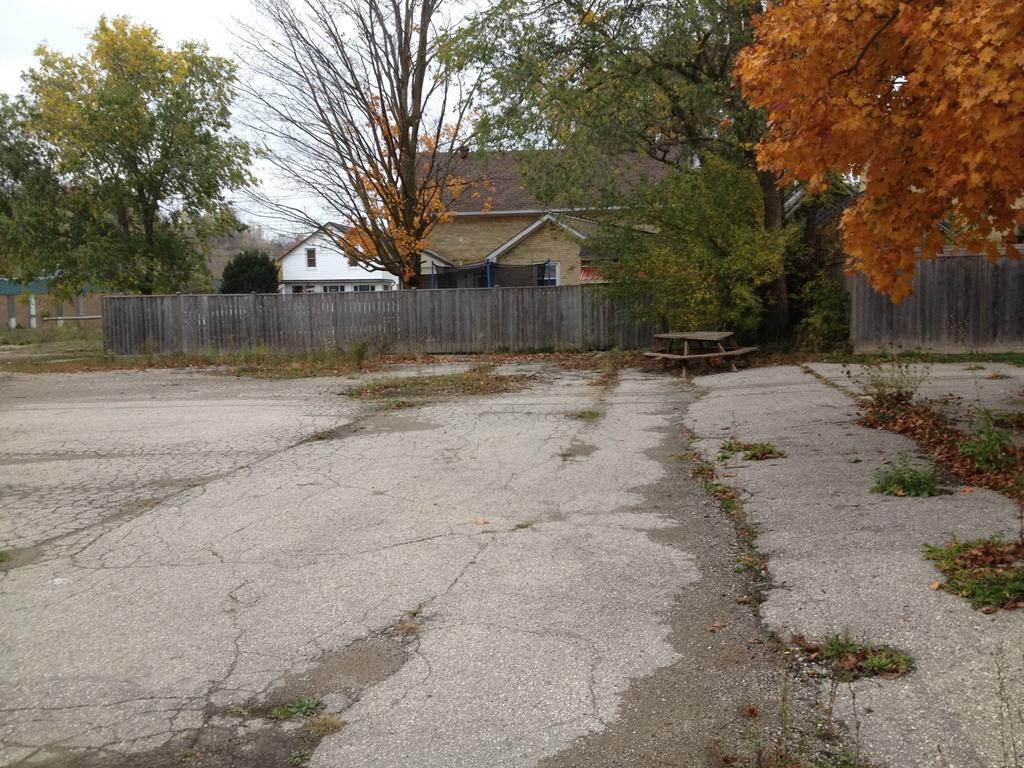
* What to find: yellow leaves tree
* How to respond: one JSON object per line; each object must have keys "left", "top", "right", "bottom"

{"left": 17, "top": 16, "right": 251, "bottom": 295}
{"left": 735, "top": 0, "right": 1024, "bottom": 301}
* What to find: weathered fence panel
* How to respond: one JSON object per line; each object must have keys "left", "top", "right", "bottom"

{"left": 849, "top": 246, "right": 1024, "bottom": 352}
{"left": 102, "top": 285, "right": 654, "bottom": 356}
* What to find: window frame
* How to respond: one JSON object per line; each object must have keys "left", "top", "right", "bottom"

{"left": 305, "top": 247, "right": 317, "bottom": 269}
{"left": 534, "top": 260, "right": 560, "bottom": 287}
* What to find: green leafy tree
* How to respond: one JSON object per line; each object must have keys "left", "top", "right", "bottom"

{"left": 0, "top": 95, "right": 78, "bottom": 282}
{"left": 592, "top": 159, "right": 792, "bottom": 337}
{"left": 219, "top": 250, "right": 280, "bottom": 294}
{"left": 452, "top": 0, "right": 792, "bottom": 335}
{"left": 14, "top": 16, "right": 252, "bottom": 296}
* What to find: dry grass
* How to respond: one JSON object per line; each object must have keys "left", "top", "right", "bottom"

{"left": 0, "top": 324, "right": 103, "bottom": 347}
{"left": 305, "top": 713, "right": 346, "bottom": 738}
{"left": 347, "top": 365, "right": 530, "bottom": 400}
{"left": 2, "top": 346, "right": 397, "bottom": 379}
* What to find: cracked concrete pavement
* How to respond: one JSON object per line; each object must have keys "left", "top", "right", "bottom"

{"left": 685, "top": 364, "right": 1024, "bottom": 768}
{"left": 1, "top": 364, "right": 804, "bottom": 767}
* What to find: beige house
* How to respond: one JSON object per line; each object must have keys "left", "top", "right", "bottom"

{"left": 420, "top": 153, "right": 664, "bottom": 288}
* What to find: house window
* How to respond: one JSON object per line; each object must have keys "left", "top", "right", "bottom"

{"left": 534, "top": 261, "right": 559, "bottom": 286}
{"left": 353, "top": 284, "right": 376, "bottom": 292}
{"left": 324, "top": 284, "right": 345, "bottom": 293}
{"left": 306, "top": 247, "right": 317, "bottom": 268}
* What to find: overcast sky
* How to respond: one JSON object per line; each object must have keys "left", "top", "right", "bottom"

{"left": 0, "top": 0, "right": 478, "bottom": 234}
{"left": 0, "top": 0, "right": 309, "bottom": 232}
{"left": 0, "top": 0, "right": 255, "bottom": 96}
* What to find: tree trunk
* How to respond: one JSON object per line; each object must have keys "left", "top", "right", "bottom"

{"left": 759, "top": 169, "right": 788, "bottom": 342}
{"left": 400, "top": 257, "right": 420, "bottom": 289}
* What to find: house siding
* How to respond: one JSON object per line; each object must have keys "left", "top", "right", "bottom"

{"left": 495, "top": 223, "right": 583, "bottom": 286}
{"left": 427, "top": 215, "right": 584, "bottom": 285}
{"left": 278, "top": 232, "right": 398, "bottom": 290}
{"left": 426, "top": 216, "right": 537, "bottom": 265}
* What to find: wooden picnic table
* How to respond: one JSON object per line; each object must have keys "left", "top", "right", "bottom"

{"left": 643, "top": 331, "right": 757, "bottom": 373}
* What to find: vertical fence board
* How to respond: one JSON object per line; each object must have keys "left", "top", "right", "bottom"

{"left": 849, "top": 246, "right": 1024, "bottom": 352}
{"left": 102, "top": 286, "right": 656, "bottom": 356}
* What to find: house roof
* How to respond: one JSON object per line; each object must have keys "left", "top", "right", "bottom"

{"left": 423, "top": 249, "right": 454, "bottom": 267}
{"left": 443, "top": 151, "right": 670, "bottom": 215}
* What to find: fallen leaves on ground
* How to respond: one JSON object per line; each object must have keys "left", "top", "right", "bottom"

{"left": 859, "top": 403, "right": 1023, "bottom": 503}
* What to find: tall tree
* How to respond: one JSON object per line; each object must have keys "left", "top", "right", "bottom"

{"left": 0, "top": 96, "right": 67, "bottom": 282}
{"left": 240, "top": 0, "right": 476, "bottom": 288}
{"left": 452, "top": 0, "right": 793, "bottom": 336}
{"left": 19, "top": 16, "right": 252, "bottom": 296}
{"left": 593, "top": 158, "right": 790, "bottom": 337}
{"left": 736, "top": 0, "right": 1024, "bottom": 302}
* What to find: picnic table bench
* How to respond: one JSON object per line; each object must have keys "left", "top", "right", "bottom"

{"left": 643, "top": 331, "right": 757, "bottom": 373}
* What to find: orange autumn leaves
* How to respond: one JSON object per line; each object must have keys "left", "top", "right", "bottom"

{"left": 338, "top": 101, "right": 484, "bottom": 285}
{"left": 736, "top": 0, "right": 1024, "bottom": 301}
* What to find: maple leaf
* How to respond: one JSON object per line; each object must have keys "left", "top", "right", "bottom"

{"left": 735, "top": 0, "right": 1024, "bottom": 302}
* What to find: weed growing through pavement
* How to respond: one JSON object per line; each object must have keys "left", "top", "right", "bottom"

{"left": 843, "top": 352, "right": 928, "bottom": 416}
{"left": 719, "top": 439, "right": 786, "bottom": 461}
{"left": 857, "top": 400, "right": 1024, "bottom": 538}
{"left": 959, "top": 409, "right": 1015, "bottom": 472}
{"left": 870, "top": 452, "right": 940, "bottom": 497}
{"left": 817, "top": 635, "right": 914, "bottom": 681}
{"left": 568, "top": 409, "right": 601, "bottom": 421}
{"left": 269, "top": 698, "right": 324, "bottom": 720}
{"left": 306, "top": 713, "right": 346, "bottom": 738}
{"left": 289, "top": 750, "right": 312, "bottom": 766}
{"left": 752, "top": 675, "right": 875, "bottom": 768}
{"left": 594, "top": 347, "right": 623, "bottom": 388}
{"left": 346, "top": 340, "right": 370, "bottom": 370}
{"left": 688, "top": 459, "right": 767, "bottom": 591}
{"left": 693, "top": 460, "right": 716, "bottom": 480}
{"left": 396, "top": 608, "right": 423, "bottom": 636}
{"left": 923, "top": 538, "right": 1024, "bottom": 612}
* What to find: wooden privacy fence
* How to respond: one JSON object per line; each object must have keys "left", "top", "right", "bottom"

{"left": 102, "top": 285, "right": 654, "bottom": 356}
{"left": 849, "top": 246, "right": 1024, "bottom": 352}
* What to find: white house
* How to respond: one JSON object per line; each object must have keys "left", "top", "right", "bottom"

{"left": 276, "top": 226, "right": 399, "bottom": 293}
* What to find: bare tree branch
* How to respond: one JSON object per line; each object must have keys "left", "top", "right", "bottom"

{"left": 237, "top": 0, "right": 477, "bottom": 286}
